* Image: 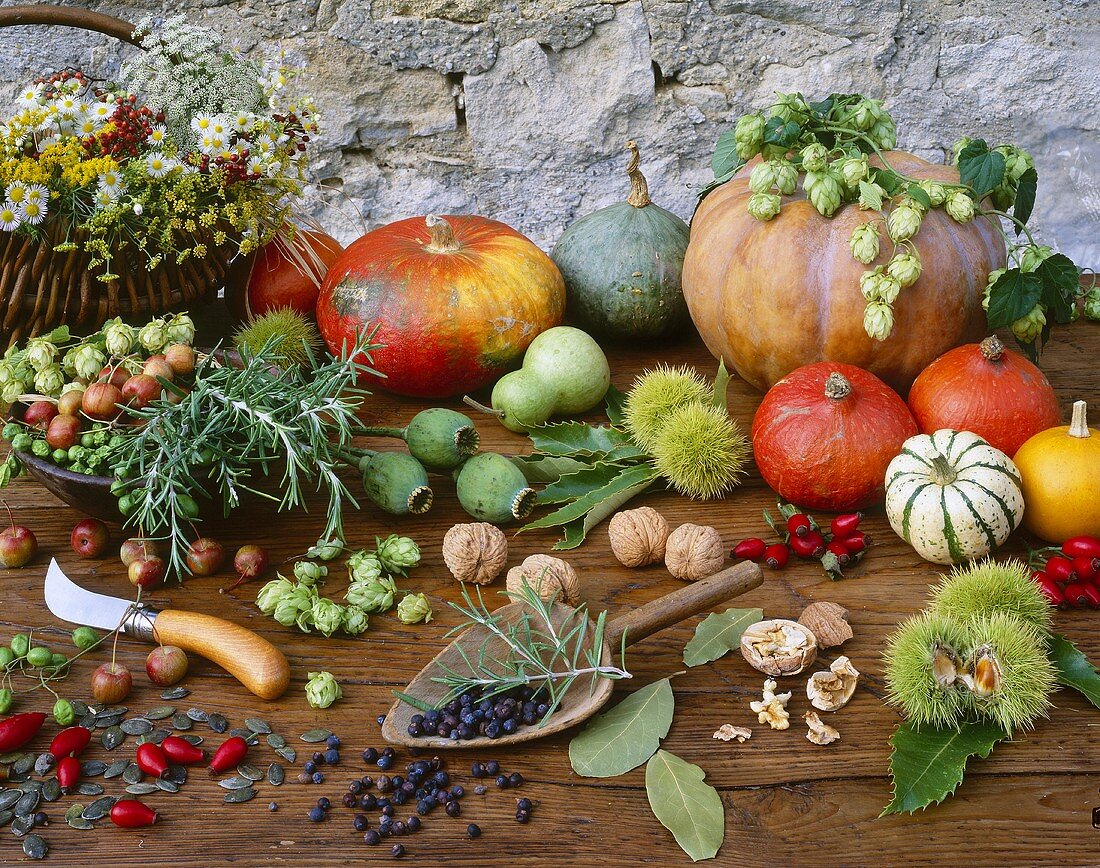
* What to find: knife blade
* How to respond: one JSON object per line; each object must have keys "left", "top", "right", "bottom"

{"left": 42, "top": 558, "right": 291, "bottom": 700}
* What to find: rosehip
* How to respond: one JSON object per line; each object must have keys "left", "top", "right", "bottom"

{"left": 110, "top": 799, "right": 157, "bottom": 828}
{"left": 838, "top": 531, "right": 869, "bottom": 554}
{"left": 1045, "top": 556, "right": 1076, "bottom": 584}
{"left": 789, "top": 531, "right": 826, "bottom": 559}
{"left": 1034, "top": 575, "right": 1066, "bottom": 608}
{"left": 825, "top": 541, "right": 850, "bottom": 566}
{"left": 732, "top": 538, "right": 767, "bottom": 561}
{"left": 161, "top": 735, "right": 205, "bottom": 765}
{"left": 136, "top": 742, "right": 169, "bottom": 778}
{"left": 785, "top": 514, "right": 812, "bottom": 538}
{"left": 1062, "top": 581, "right": 1094, "bottom": 608}
{"left": 829, "top": 513, "right": 862, "bottom": 538}
{"left": 1073, "top": 556, "right": 1100, "bottom": 582}
{"left": 56, "top": 755, "right": 80, "bottom": 792}
{"left": 764, "top": 544, "right": 789, "bottom": 569}
{"left": 1062, "top": 536, "right": 1100, "bottom": 560}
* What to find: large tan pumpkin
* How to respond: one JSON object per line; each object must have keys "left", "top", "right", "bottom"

{"left": 682, "top": 151, "right": 1007, "bottom": 393}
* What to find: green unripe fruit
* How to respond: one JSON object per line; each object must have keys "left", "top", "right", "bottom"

{"left": 31, "top": 439, "right": 49, "bottom": 457}
{"left": 53, "top": 698, "right": 74, "bottom": 726}
{"left": 80, "top": 433, "right": 96, "bottom": 448}
{"left": 117, "top": 494, "right": 134, "bottom": 516}
{"left": 2, "top": 422, "right": 18, "bottom": 440}
{"left": 71, "top": 626, "right": 99, "bottom": 650}
{"left": 360, "top": 451, "right": 433, "bottom": 516}
{"left": 0, "top": 647, "right": 13, "bottom": 667}
{"left": 0, "top": 689, "right": 11, "bottom": 713}
{"left": 176, "top": 493, "right": 200, "bottom": 520}
{"left": 1084, "top": 287, "right": 1100, "bottom": 322}
{"left": 454, "top": 452, "right": 537, "bottom": 525}
{"left": 26, "top": 646, "right": 52, "bottom": 667}
{"left": 52, "top": 448, "right": 68, "bottom": 464}
{"left": 49, "top": 652, "right": 67, "bottom": 669}
{"left": 804, "top": 172, "right": 842, "bottom": 217}
{"left": 10, "top": 633, "right": 29, "bottom": 657}
{"left": 10, "top": 433, "right": 32, "bottom": 452}
{"left": 403, "top": 408, "right": 480, "bottom": 470}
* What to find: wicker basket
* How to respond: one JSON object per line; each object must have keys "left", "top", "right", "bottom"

{"left": 0, "top": 5, "right": 243, "bottom": 347}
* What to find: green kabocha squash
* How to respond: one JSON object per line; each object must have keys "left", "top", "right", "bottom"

{"left": 551, "top": 141, "right": 690, "bottom": 339}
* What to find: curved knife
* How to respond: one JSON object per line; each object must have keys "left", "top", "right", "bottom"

{"left": 44, "top": 559, "right": 290, "bottom": 700}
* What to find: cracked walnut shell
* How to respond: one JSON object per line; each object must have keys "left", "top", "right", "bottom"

{"left": 664, "top": 523, "right": 725, "bottom": 581}
{"left": 442, "top": 522, "right": 508, "bottom": 585}
{"left": 806, "top": 656, "right": 860, "bottom": 712}
{"left": 608, "top": 507, "right": 669, "bottom": 568}
{"left": 798, "top": 601, "right": 852, "bottom": 648}
{"left": 506, "top": 554, "right": 580, "bottom": 606}
{"left": 804, "top": 711, "right": 840, "bottom": 745}
{"left": 740, "top": 619, "right": 818, "bottom": 677}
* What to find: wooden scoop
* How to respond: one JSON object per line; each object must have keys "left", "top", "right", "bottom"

{"left": 381, "top": 560, "right": 763, "bottom": 749}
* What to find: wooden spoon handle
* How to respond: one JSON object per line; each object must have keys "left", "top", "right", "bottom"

{"left": 152, "top": 609, "right": 291, "bottom": 700}
{"left": 604, "top": 561, "right": 763, "bottom": 649}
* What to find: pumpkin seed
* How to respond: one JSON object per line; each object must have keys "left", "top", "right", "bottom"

{"left": 0, "top": 790, "right": 20, "bottom": 810}
{"left": 161, "top": 686, "right": 190, "bottom": 700}
{"left": 103, "top": 759, "right": 129, "bottom": 779}
{"left": 244, "top": 717, "right": 271, "bottom": 735}
{"left": 166, "top": 765, "right": 188, "bottom": 785}
{"left": 0, "top": 809, "right": 10, "bottom": 825}
{"left": 11, "top": 814, "right": 34, "bottom": 836}
{"left": 237, "top": 763, "right": 264, "bottom": 781}
{"left": 120, "top": 718, "right": 153, "bottom": 736}
{"left": 224, "top": 786, "right": 256, "bottom": 804}
{"left": 155, "top": 778, "right": 180, "bottom": 793}
{"left": 12, "top": 753, "right": 34, "bottom": 775}
{"left": 94, "top": 713, "right": 124, "bottom": 729}
{"left": 266, "top": 733, "right": 286, "bottom": 749}
{"left": 179, "top": 734, "right": 204, "bottom": 746}
{"left": 40, "top": 779, "right": 61, "bottom": 803}
{"left": 14, "top": 789, "right": 39, "bottom": 816}
{"left": 275, "top": 746, "right": 296, "bottom": 763}
{"left": 75, "top": 782, "right": 104, "bottom": 796}
{"left": 186, "top": 708, "right": 208, "bottom": 722}
{"left": 17, "top": 780, "right": 41, "bottom": 793}
{"left": 82, "top": 796, "right": 117, "bottom": 820}
{"left": 122, "top": 763, "right": 143, "bottom": 784}
{"left": 66, "top": 804, "right": 94, "bottom": 830}
{"left": 267, "top": 763, "right": 284, "bottom": 786}
{"left": 125, "top": 782, "right": 159, "bottom": 795}
{"left": 100, "top": 705, "right": 128, "bottom": 716}
{"left": 33, "top": 753, "right": 54, "bottom": 775}
{"left": 80, "top": 759, "right": 107, "bottom": 777}
{"left": 70, "top": 700, "right": 89, "bottom": 717}
{"left": 207, "top": 712, "right": 228, "bottom": 733}
{"left": 0, "top": 751, "right": 22, "bottom": 763}
{"left": 22, "top": 832, "right": 47, "bottom": 858}
{"left": 172, "top": 713, "right": 193, "bottom": 731}
{"left": 78, "top": 710, "right": 97, "bottom": 729}
{"left": 101, "top": 726, "right": 124, "bottom": 751}
{"left": 229, "top": 727, "right": 253, "bottom": 740}
{"left": 7, "top": 770, "right": 28, "bottom": 783}
{"left": 136, "top": 729, "right": 169, "bottom": 745}
{"left": 299, "top": 728, "right": 332, "bottom": 743}
{"left": 144, "top": 705, "right": 176, "bottom": 720}
{"left": 218, "top": 776, "right": 254, "bottom": 790}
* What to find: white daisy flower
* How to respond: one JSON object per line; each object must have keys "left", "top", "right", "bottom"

{"left": 98, "top": 170, "right": 123, "bottom": 192}
{"left": 246, "top": 155, "right": 266, "bottom": 175}
{"left": 52, "top": 94, "right": 79, "bottom": 117}
{"left": 191, "top": 113, "right": 215, "bottom": 133}
{"left": 209, "top": 116, "right": 227, "bottom": 135}
{"left": 20, "top": 199, "right": 46, "bottom": 226}
{"left": 198, "top": 133, "right": 226, "bottom": 155}
{"left": 145, "top": 151, "right": 171, "bottom": 179}
{"left": 76, "top": 116, "right": 99, "bottom": 136}
{"left": 6, "top": 182, "right": 26, "bottom": 204}
{"left": 93, "top": 188, "right": 117, "bottom": 209}
{"left": 23, "top": 185, "right": 48, "bottom": 205}
{"left": 147, "top": 124, "right": 168, "bottom": 146}
{"left": 231, "top": 111, "right": 253, "bottom": 132}
{"left": 0, "top": 205, "right": 20, "bottom": 232}
{"left": 16, "top": 84, "right": 44, "bottom": 108}
{"left": 89, "top": 102, "right": 113, "bottom": 121}
{"left": 252, "top": 137, "right": 273, "bottom": 155}
{"left": 36, "top": 133, "right": 61, "bottom": 152}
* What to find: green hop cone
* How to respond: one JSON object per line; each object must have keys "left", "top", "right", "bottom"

{"left": 869, "top": 117, "right": 897, "bottom": 150}
{"left": 840, "top": 155, "right": 869, "bottom": 189}
{"left": 342, "top": 605, "right": 369, "bottom": 637}
{"left": 138, "top": 319, "right": 169, "bottom": 354}
{"left": 770, "top": 92, "right": 810, "bottom": 124}
{"left": 850, "top": 223, "right": 880, "bottom": 264}
{"left": 997, "top": 145, "right": 1035, "bottom": 184}
{"left": 33, "top": 365, "right": 64, "bottom": 396}
{"left": 377, "top": 535, "right": 421, "bottom": 574}
{"left": 918, "top": 180, "right": 948, "bottom": 207}
{"left": 347, "top": 551, "right": 382, "bottom": 584}
{"left": 273, "top": 584, "right": 317, "bottom": 631}
{"left": 24, "top": 339, "right": 56, "bottom": 372}
{"left": 310, "top": 597, "right": 345, "bottom": 638}
{"left": 879, "top": 275, "right": 902, "bottom": 305}
{"left": 165, "top": 313, "right": 195, "bottom": 346}
{"left": 734, "top": 112, "right": 765, "bottom": 160}
{"left": 853, "top": 97, "right": 885, "bottom": 131}
{"left": 345, "top": 577, "right": 396, "bottom": 613}
{"left": 53, "top": 698, "right": 74, "bottom": 726}
{"left": 863, "top": 300, "right": 895, "bottom": 341}
{"left": 990, "top": 181, "right": 1017, "bottom": 212}
{"left": 887, "top": 252, "right": 921, "bottom": 288}
{"left": 952, "top": 136, "right": 973, "bottom": 164}
{"left": 1020, "top": 244, "right": 1054, "bottom": 273}
{"left": 103, "top": 319, "right": 136, "bottom": 356}
{"left": 0, "top": 362, "right": 15, "bottom": 385}
{"left": 71, "top": 345, "right": 105, "bottom": 380}
{"left": 887, "top": 204, "right": 922, "bottom": 242}
{"left": 293, "top": 560, "right": 328, "bottom": 587}
{"left": 748, "top": 161, "right": 777, "bottom": 194}
{"left": 747, "top": 192, "right": 781, "bottom": 221}
{"left": 804, "top": 172, "right": 842, "bottom": 217}
{"left": 1084, "top": 287, "right": 1100, "bottom": 322}
{"left": 256, "top": 577, "right": 295, "bottom": 615}
{"left": 308, "top": 537, "right": 344, "bottom": 561}
{"left": 1011, "top": 304, "right": 1047, "bottom": 344}
{"left": 0, "top": 688, "right": 11, "bottom": 714}
{"left": 305, "top": 670, "right": 342, "bottom": 709}
{"left": 0, "top": 380, "right": 21, "bottom": 405}
{"left": 799, "top": 143, "right": 828, "bottom": 174}
{"left": 945, "top": 190, "right": 975, "bottom": 223}
{"left": 397, "top": 592, "right": 433, "bottom": 625}
{"left": 772, "top": 159, "right": 798, "bottom": 195}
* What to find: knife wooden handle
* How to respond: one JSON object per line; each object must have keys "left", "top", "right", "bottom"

{"left": 152, "top": 609, "right": 290, "bottom": 700}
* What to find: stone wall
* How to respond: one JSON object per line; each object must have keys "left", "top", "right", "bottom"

{"left": 0, "top": 0, "right": 1096, "bottom": 263}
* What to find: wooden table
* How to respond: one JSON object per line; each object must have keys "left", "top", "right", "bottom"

{"left": 2, "top": 316, "right": 1099, "bottom": 867}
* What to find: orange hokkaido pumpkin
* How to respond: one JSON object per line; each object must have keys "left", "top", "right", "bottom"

{"left": 683, "top": 151, "right": 1007, "bottom": 394}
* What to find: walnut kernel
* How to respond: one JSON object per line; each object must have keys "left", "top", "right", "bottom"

{"left": 442, "top": 522, "right": 508, "bottom": 585}
{"left": 506, "top": 554, "right": 580, "bottom": 606}
{"left": 712, "top": 724, "right": 752, "bottom": 743}
{"left": 608, "top": 507, "right": 669, "bottom": 568}
{"left": 750, "top": 679, "right": 791, "bottom": 730}
{"left": 664, "top": 523, "right": 724, "bottom": 581}
{"left": 806, "top": 656, "right": 860, "bottom": 712}
{"left": 804, "top": 711, "right": 840, "bottom": 745}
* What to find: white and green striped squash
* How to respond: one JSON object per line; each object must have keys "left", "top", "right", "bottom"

{"left": 885, "top": 429, "right": 1024, "bottom": 565}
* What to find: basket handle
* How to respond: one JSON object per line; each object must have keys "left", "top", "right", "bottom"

{"left": 0, "top": 5, "right": 139, "bottom": 47}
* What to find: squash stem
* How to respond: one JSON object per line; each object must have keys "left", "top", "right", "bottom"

{"left": 462, "top": 394, "right": 504, "bottom": 419}
{"left": 928, "top": 452, "right": 958, "bottom": 486}
{"left": 979, "top": 335, "right": 1005, "bottom": 362}
{"left": 424, "top": 215, "right": 461, "bottom": 253}
{"left": 823, "top": 372, "right": 852, "bottom": 400}
{"left": 1069, "top": 400, "right": 1091, "bottom": 439}
{"left": 624, "top": 140, "right": 652, "bottom": 208}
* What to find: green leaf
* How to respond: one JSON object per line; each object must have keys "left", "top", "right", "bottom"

{"left": 906, "top": 183, "right": 932, "bottom": 210}
{"left": 392, "top": 690, "right": 434, "bottom": 713}
{"left": 540, "top": 462, "right": 629, "bottom": 505}
{"left": 548, "top": 469, "right": 662, "bottom": 550}
{"left": 957, "top": 139, "right": 1005, "bottom": 196}
{"left": 872, "top": 167, "right": 903, "bottom": 196}
{"left": 1049, "top": 632, "right": 1100, "bottom": 709}
{"left": 881, "top": 720, "right": 1007, "bottom": 815}
{"left": 1012, "top": 166, "right": 1037, "bottom": 230}
{"left": 1037, "top": 253, "right": 1081, "bottom": 324}
{"left": 710, "top": 359, "right": 729, "bottom": 411}
{"left": 604, "top": 384, "right": 627, "bottom": 426}
{"left": 683, "top": 608, "right": 763, "bottom": 667}
{"left": 858, "top": 179, "right": 883, "bottom": 211}
{"left": 645, "top": 750, "right": 724, "bottom": 861}
{"left": 511, "top": 454, "right": 592, "bottom": 484}
{"left": 528, "top": 422, "right": 636, "bottom": 458}
{"left": 569, "top": 679, "right": 675, "bottom": 778}
{"left": 763, "top": 118, "right": 801, "bottom": 148}
{"left": 523, "top": 464, "right": 659, "bottom": 532}
{"left": 986, "top": 269, "right": 1042, "bottom": 330}
{"left": 711, "top": 130, "right": 742, "bottom": 179}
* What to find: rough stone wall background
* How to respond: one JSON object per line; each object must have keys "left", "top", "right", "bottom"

{"left": 0, "top": 0, "right": 1096, "bottom": 264}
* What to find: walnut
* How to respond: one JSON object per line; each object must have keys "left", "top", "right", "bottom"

{"left": 750, "top": 679, "right": 791, "bottom": 730}
{"left": 506, "top": 554, "right": 580, "bottom": 606}
{"left": 712, "top": 724, "right": 752, "bottom": 743}
{"left": 442, "top": 523, "right": 508, "bottom": 585}
{"left": 798, "top": 601, "right": 852, "bottom": 648}
{"left": 803, "top": 711, "right": 840, "bottom": 745}
{"left": 806, "top": 656, "right": 860, "bottom": 712}
{"left": 608, "top": 507, "right": 669, "bottom": 568}
{"left": 740, "top": 619, "right": 818, "bottom": 677}
{"left": 664, "top": 523, "right": 725, "bottom": 581}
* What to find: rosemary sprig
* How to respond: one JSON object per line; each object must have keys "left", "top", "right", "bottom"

{"left": 107, "top": 333, "right": 380, "bottom": 578}
{"left": 424, "top": 580, "right": 631, "bottom": 726}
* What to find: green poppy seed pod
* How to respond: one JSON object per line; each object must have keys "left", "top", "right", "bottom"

{"left": 748, "top": 161, "right": 777, "bottom": 194}
{"left": 454, "top": 452, "right": 537, "bottom": 525}
{"left": 799, "top": 143, "right": 828, "bottom": 174}
{"left": 403, "top": 408, "right": 480, "bottom": 470}
{"left": 1011, "top": 304, "right": 1047, "bottom": 344}
{"left": 945, "top": 190, "right": 975, "bottom": 223}
{"left": 747, "top": 192, "right": 781, "bottom": 221}
{"left": 772, "top": 160, "right": 798, "bottom": 195}
{"left": 850, "top": 223, "right": 880, "bottom": 265}
{"left": 361, "top": 451, "right": 433, "bottom": 516}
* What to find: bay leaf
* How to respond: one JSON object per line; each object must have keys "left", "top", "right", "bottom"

{"left": 1049, "top": 632, "right": 1100, "bottom": 709}
{"left": 539, "top": 462, "right": 630, "bottom": 505}
{"left": 645, "top": 750, "right": 724, "bottom": 862}
{"left": 683, "top": 608, "right": 763, "bottom": 667}
{"left": 880, "top": 720, "right": 1007, "bottom": 815}
{"left": 511, "top": 454, "right": 592, "bottom": 485}
{"left": 569, "top": 679, "right": 674, "bottom": 778}
{"left": 604, "top": 384, "right": 626, "bottom": 426}
{"left": 528, "top": 422, "right": 637, "bottom": 458}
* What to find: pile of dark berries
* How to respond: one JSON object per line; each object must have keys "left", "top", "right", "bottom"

{"left": 404, "top": 686, "right": 550, "bottom": 741}
{"left": 298, "top": 734, "right": 342, "bottom": 785}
